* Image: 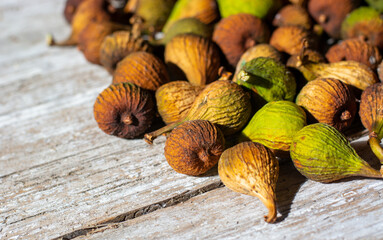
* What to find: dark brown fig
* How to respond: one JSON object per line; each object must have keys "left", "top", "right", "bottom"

{"left": 77, "top": 20, "right": 127, "bottom": 65}
{"left": 212, "top": 13, "right": 270, "bottom": 68}
{"left": 273, "top": 4, "right": 312, "bottom": 30}
{"left": 296, "top": 78, "right": 357, "bottom": 131}
{"left": 165, "top": 34, "right": 221, "bottom": 86}
{"left": 326, "top": 39, "right": 382, "bottom": 70}
{"left": 145, "top": 80, "right": 252, "bottom": 144}
{"left": 93, "top": 82, "right": 156, "bottom": 139}
{"left": 269, "top": 25, "right": 313, "bottom": 56}
{"left": 112, "top": 51, "right": 170, "bottom": 91}
{"left": 48, "top": 0, "right": 112, "bottom": 46}
{"left": 359, "top": 83, "right": 383, "bottom": 163}
{"left": 165, "top": 120, "right": 225, "bottom": 176}
{"left": 308, "top": 0, "right": 360, "bottom": 39}
{"left": 155, "top": 81, "right": 204, "bottom": 125}
{"left": 64, "top": 0, "right": 86, "bottom": 24}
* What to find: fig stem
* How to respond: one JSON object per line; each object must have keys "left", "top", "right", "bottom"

{"left": 144, "top": 120, "right": 183, "bottom": 144}
{"left": 259, "top": 194, "right": 277, "bottom": 224}
{"left": 46, "top": 33, "right": 77, "bottom": 46}
{"left": 368, "top": 135, "right": 383, "bottom": 164}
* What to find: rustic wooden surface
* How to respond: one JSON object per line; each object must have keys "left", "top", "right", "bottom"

{"left": 1, "top": 1, "right": 383, "bottom": 239}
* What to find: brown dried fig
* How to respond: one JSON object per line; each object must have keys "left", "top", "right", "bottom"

{"left": 273, "top": 4, "right": 312, "bottom": 30}
{"left": 308, "top": 0, "right": 360, "bottom": 39}
{"left": 269, "top": 26, "right": 313, "bottom": 55}
{"left": 100, "top": 30, "right": 151, "bottom": 74}
{"left": 296, "top": 78, "right": 357, "bottom": 131}
{"left": 64, "top": 0, "right": 86, "bottom": 24}
{"left": 165, "top": 34, "right": 221, "bottom": 86}
{"left": 359, "top": 83, "right": 383, "bottom": 163}
{"left": 156, "top": 81, "right": 203, "bottom": 125}
{"left": 326, "top": 39, "right": 382, "bottom": 70}
{"left": 93, "top": 82, "right": 155, "bottom": 139}
{"left": 112, "top": 51, "right": 170, "bottom": 91}
{"left": 78, "top": 20, "right": 126, "bottom": 65}
{"left": 48, "top": 0, "right": 112, "bottom": 46}
{"left": 212, "top": 13, "right": 270, "bottom": 67}
{"left": 165, "top": 120, "right": 225, "bottom": 176}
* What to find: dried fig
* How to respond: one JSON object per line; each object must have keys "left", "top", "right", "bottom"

{"left": 165, "top": 34, "right": 220, "bottom": 86}
{"left": 273, "top": 4, "right": 312, "bottom": 30}
{"left": 235, "top": 57, "right": 297, "bottom": 102}
{"left": 212, "top": 13, "right": 270, "bottom": 68}
{"left": 155, "top": 81, "right": 203, "bottom": 125}
{"left": 93, "top": 82, "right": 155, "bottom": 139}
{"left": 291, "top": 123, "right": 383, "bottom": 182}
{"left": 100, "top": 30, "right": 151, "bottom": 74}
{"left": 218, "top": 141, "right": 279, "bottom": 223}
{"left": 112, "top": 51, "right": 169, "bottom": 91}
{"left": 234, "top": 44, "right": 282, "bottom": 80}
{"left": 359, "top": 83, "right": 383, "bottom": 163}
{"left": 308, "top": 0, "right": 360, "bottom": 39}
{"left": 296, "top": 78, "right": 357, "bottom": 131}
{"left": 239, "top": 101, "right": 307, "bottom": 152}
{"left": 341, "top": 7, "right": 383, "bottom": 49}
{"left": 145, "top": 80, "right": 252, "bottom": 143}
{"left": 326, "top": 39, "right": 382, "bottom": 70}
{"left": 165, "top": 120, "right": 225, "bottom": 176}
{"left": 269, "top": 25, "right": 313, "bottom": 55}
{"left": 64, "top": 0, "right": 86, "bottom": 24}
{"left": 162, "top": 0, "right": 219, "bottom": 33}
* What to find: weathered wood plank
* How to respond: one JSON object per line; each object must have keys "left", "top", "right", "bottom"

{"left": 76, "top": 137, "right": 383, "bottom": 240}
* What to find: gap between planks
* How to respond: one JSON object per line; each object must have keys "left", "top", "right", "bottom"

{"left": 53, "top": 181, "right": 224, "bottom": 240}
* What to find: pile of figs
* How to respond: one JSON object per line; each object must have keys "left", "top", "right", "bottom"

{"left": 51, "top": 0, "right": 383, "bottom": 223}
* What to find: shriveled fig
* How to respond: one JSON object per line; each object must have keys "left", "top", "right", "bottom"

{"left": 100, "top": 30, "right": 151, "bottom": 74}
{"left": 145, "top": 80, "right": 252, "bottom": 143}
{"left": 296, "top": 78, "right": 357, "bottom": 131}
{"left": 308, "top": 0, "right": 360, "bottom": 39}
{"left": 155, "top": 81, "right": 203, "bottom": 125}
{"left": 273, "top": 4, "right": 312, "bottom": 30}
{"left": 235, "top": 57, "right": 297, "bottom": 102}
{"left": 291, "top": 123, "right": 383, "bottom": 182}
{"left": 341, "top": 7, "right": 383, "bottom": 49}
{"left": 64, "top": 0, "right": 86, "bottom": 24}
{"left": 165, "top": 34, "right": 220, "bottom": 86}
{"left": 165, "top": 120, "right": 225, "bottom": 176}
{"left": 161, "top": 18, "right": 212, "bottom": 44}
{"left": 238, "top": 101, "right": 307, "bottom": 152}
{"left": 269, "top": 25, "right": 313, "bottom": 55}
{"left": 288, "top": 58, "right": 379, "bottom": 90}
{"left": 218, "top": 141, "right": 279, "bottom": 223}
{"left": 234, "top": 44, "right": 282, "bottom": 80}
{"left": 112, "top": 51, "right": 169, "bottom": 91}
{"left": 78, "top": 20, "right": 126, "bottom": 65}
{"left": 359, "top": 83, "right": 383, "bottom": 163}
{"left": 48, "top": 0, "right": 112, "bottom": 46}
{"left": 326, "top": 39, "right": 382, "bottom": 70}
{"left": 212, "top": 14, "right": 270, "bottom": 68}
{"left": 93, "top": 82, "right": 155, "bottom": 139}
{"left": 162, "top": 0, "right": 219, "bottom": 33}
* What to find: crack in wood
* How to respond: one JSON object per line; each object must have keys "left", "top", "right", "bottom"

{"left": 53, "top": 181, "right": 224, "bottom": 240}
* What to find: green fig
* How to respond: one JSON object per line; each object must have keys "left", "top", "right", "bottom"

{"left": 161, "top": 18, "right": 212, "bottom": 44}
{"left": 365, "top": 0, "right": 383, "bottom": 12}
{"left": 144, "top": 80, "right": 252, "bottom": 144}
{"left": 235, "top": 57, "right": 297, "bottom": 102}
{"left": 290, "top": 123, "right": 383, "bottom": 183}
{"left": 239, "top": 101, "right": 306, "bottom": 151}
{"left": 216, "top": 0, "right": 281, "bottom": 19}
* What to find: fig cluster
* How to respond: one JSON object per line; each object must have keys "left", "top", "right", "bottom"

{"left": 52, "top": 0, "right": 383, "bottom": 224}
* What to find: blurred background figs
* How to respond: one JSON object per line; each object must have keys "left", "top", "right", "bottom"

{"left": 165, "top": 33, "right": 221, "bottom": 86}
{"left": 216, "top": 0, "right": 282, "bottom": 20}
{"left": 212, "top": 13, "right": 270, "bottom": 68}
{"left": 112, "top": 51, "right": 170, "bottom": 91}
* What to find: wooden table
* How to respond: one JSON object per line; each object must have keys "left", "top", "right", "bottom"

{"left": 1, "top": 1, "right": 383, "bottom": 239}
